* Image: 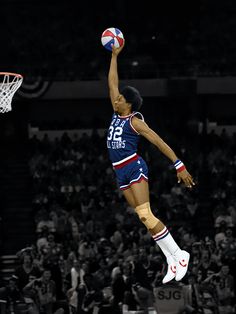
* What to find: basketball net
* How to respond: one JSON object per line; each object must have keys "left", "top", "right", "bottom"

{"left": 0, "top": 72, "right": 23, "bottom": 113}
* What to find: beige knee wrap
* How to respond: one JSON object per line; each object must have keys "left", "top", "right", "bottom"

{"left": 135, "top": 202, "right": 160, "bottom": 230}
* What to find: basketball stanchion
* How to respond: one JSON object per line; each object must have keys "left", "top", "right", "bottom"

{"left": 0, "top": 72, "right": 23, "bottom": 113}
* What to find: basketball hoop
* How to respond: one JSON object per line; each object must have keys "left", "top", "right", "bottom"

{"left": 0, "top": 72, "right": 23, "bottom": 113}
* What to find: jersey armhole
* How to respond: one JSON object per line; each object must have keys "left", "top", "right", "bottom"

{"left": 130, "top": 112, "right": 144, "bottom": 134}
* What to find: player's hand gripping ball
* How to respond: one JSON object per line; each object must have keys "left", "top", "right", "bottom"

{"left": 101, "top": 27, "right": 124, "bottom": 51}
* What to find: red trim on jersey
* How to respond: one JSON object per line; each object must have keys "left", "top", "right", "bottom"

{"left": 113, "top": 154, "right": 139, "bottom": 169}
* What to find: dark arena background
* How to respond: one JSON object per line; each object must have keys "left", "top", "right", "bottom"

{"left": 0, "top": 0, "right": 236, "bottom": 313}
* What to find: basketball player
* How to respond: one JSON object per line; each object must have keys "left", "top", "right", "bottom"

{"left": 106, "top": 42, "right": 195, "bottom": 284}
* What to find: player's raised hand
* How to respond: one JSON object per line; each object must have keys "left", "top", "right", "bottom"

{"left": 177, "top": 169, "right": 195, "bottom": 189}
{"left": 111, "top": 39, "right": 125, "bottom": 55}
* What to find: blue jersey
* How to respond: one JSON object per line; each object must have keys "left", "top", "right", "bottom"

{"left": 107, "top": 112, "right": 144, "bottom": 167}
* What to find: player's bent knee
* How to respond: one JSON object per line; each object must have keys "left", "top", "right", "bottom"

{"left": 135, "top": 202, "right": 159, "bottom": 230}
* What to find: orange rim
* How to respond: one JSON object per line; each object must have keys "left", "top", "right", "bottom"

{"left": 0, "top": 72, "right": 23, "bottom": 78}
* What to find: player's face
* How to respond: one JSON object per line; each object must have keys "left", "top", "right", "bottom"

{"left": 114, "top": 94, "right": 130, "bottom": 114}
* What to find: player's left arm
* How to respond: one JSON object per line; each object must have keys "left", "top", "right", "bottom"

{"left": 108, "top": 43, "right": 125, "bottom": 110}
{"left": 132, "top": 116, "right": 195, "bottom": 188}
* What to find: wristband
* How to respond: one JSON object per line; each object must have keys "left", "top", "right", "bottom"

{"left": 174, "top": 159, "right": 186, "bottom": 173}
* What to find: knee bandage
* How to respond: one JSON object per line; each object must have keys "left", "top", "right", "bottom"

{"left": 135, "top": 202, "right": 160, "bottom": 230}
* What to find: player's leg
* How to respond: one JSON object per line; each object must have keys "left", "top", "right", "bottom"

{"left": 129, "top": 180, "right": 189, "bottom": 283}
{"left": 122, "top": 186, "right": 176, "bottom": 282}
{"left": 123, "top": 180, "right": 175, "bottom": 282}
{"left": 129, "top": 179, "right": 166, "bottom": 235}
{"left": 122, "top": 188, "right": 137, "bottom": 209}
{"left": 123, "top": 178, "right": 149, "bottom": 206}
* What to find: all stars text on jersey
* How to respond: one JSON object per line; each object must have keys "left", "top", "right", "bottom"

{"left": 107, "top": 139, "right": 126, "bottom": 149}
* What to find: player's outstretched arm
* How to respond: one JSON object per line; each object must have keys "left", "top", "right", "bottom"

{"left": 132, "top": 116, "right": 195, "bottom": 188}
{"left": 108, "top": 43, "right": 125, "bottom": 110}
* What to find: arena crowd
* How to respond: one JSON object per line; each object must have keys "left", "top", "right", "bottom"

{"left": 0, "top": 125, "right": 235, "bottom": 314}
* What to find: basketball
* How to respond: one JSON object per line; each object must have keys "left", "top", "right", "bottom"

{"left": 101, "top": 27, "right": 124, "bottom": 51}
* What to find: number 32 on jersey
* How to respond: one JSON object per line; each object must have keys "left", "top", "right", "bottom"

{"left": 107, "top": 126, "right": 123, "bottom": 141}
{"left": 107, "top": 126, "right": 126, "bottom": 149}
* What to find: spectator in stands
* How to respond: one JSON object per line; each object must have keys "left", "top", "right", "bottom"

{"left": 190, "top": 242, "right": 201, "bottom": 269}
{"left": 214, "top": 207, "right": 234, "bottom": 229}
{"left": 198, "top": 288, "right": 219, "bottom": 314}
{"left": 197, "top": 249, "right": 219, "bottom": 281}
{"left": 15, "top": 253, "right": 41, "bottom": 292}
{"left": 77, "top": 273, "right": 103, "bottom": 314}
{"left": 203, "top": 264, "right": 235, "bottom": 314}
{"left": 23, "top": 267, "right": 57, "bottom": 314}
{"left": 43, "top": 233, "right": 63, "bottom": 265}
{"left": 219, "top": 227, "right": 236, "bottom": 262}
{"left": 66, "top": 259, "right": 85, "bottom": 313}
{"left": 121, "top": 262, "right": 139, "bottom": 313}
{"left": 36, "top": 212, "right": 56, "bottom": 234}
{"left": 39, "top": 235, "right": 65, "bottom": 300}
{"left": 78, "top": 238, "right": 98, "bottom": 260}
{"left": 129, "top": 248, "right": 155, "bottom": 313}
{"left": 110, "top": 265, "right": 127, "bottom": 313}
{"left": 183, "top": 274, "right": 201, "bottom": 312}
{"left": 0, "top": 275, "right": 26, "bottom": 314}
{"left": 64, "top": 251, "right": 77, "bottom": 277}
{"left": 216, "top": 264, "right": 235, "bottom": 314}
{"left": 131, "top": 282, "right": 156, "bottom": 314}
{"left": 98, "top": 286, "right": 114, "bottom": 314}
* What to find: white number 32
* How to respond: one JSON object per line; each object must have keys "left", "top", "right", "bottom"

{"left": 107, "top": 126, "right": 123, "bottom": 141}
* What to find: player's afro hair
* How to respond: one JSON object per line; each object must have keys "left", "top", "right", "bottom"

{"left": 121, "top": 85, "right": 143, "bottom": 112}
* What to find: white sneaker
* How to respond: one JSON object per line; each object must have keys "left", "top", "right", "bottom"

{"left": 174, "top": 250, "right": 190, "bottom": 281}
{"left": 162, "top": 255, "right": 176, "bottom": 284}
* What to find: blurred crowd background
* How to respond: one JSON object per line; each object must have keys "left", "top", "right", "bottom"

{"left": 0, "top": 124, "right": 235, "bottom": 313}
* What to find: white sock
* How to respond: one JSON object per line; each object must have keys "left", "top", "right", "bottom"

{"left": 152, "top": 226, "right": 181, "bottom": 257}
{"left": 157, "top": 241, "right": 171, "bottom": 259}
